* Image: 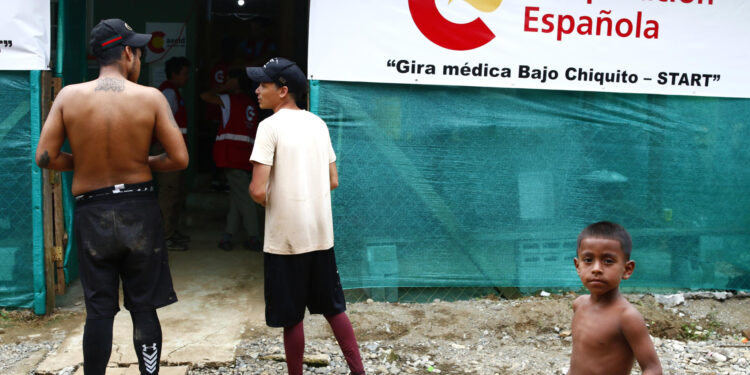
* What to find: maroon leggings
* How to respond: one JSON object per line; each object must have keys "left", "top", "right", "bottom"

{"left": 283, "top": 312, "right": 365, "bottom": 375}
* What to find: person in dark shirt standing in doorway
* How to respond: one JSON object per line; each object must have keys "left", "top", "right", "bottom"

{"left": 156, "top": 56, "right": 191, "bottom": 251}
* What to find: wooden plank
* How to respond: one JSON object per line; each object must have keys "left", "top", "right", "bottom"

{"left": 42, "top": 72, "right": 53, "bottom": 117}
{"left": 52, "top": 77, "right": 62, "bottom": 97}
{"left": 40, "top": 70, "right": 55, "bottom": 314}
{"left": 49, "top": 76, "right": 66, "bottom": 295}
{"left": 53, "top": 172, "right": 66, "bottom": 295}
{"left": 42, "top": 170, "right": 55, "bottom": 314}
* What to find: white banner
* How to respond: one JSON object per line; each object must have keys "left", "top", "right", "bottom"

{"left": 145, "top": 22, "right": 187, "bottom": 86}
{"left": 0, "top": 0, "right": 50, "bottom": 70}
{"left": 309, "top": 0, "right": 750, "bottom": 98}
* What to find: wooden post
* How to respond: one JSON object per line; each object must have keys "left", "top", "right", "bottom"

{"left": 40, "top": 71, "right": 55, "bottom": 314}
{"left": 42, "top": 171, "right": 56, "bottom": 315}
{"left": 50, "top": 77, "right": 66, "bottom": 295}
{"left": 52, "top": 171, "right": 66, "bottom": 295}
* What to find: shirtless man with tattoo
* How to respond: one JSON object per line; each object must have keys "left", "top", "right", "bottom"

{"left": 35, "top": 19, "right": 187, "bottom": 375}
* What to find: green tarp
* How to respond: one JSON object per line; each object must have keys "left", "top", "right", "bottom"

{"left": 314, "top": 80, "right": 750, "bottom": 292}
{"left": 0, "top": 71, "right": 45, "bottom": 312}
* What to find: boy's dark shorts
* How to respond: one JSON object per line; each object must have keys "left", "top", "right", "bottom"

{"left": 264, "top": 247, "right": 347, "bottom": 327}
{"left": 74, "top": 181, "right": 177, "bottom": 319}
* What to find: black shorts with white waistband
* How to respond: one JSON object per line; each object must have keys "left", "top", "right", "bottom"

{"left": 264, "top": 247, "right": 347, "bottom": 327}
{"left": 74, "top": 181, "right": 177, "bottom": 319}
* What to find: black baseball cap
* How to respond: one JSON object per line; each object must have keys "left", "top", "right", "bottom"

{"left": 90, "top": 19, "right": 151, "bottom": 54}
{"left": 246, "top": 57, "right": 307, "bottom": 96}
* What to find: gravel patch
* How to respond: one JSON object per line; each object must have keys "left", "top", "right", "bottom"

{"left": 0, "top": 331, "right": 66, "bottom": 374}
{"left": 2, "top": 293, "right": 749, "bottom": 374}
{"left": 187, "top": 294, "right": 750, "bottom": 375}
{"left": 187, "top": 335, "right": 750, "bottom": 374}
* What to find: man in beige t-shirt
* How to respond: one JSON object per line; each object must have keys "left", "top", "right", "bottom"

{"left": 247, "top": 58, "right": 365, "bottom": 375}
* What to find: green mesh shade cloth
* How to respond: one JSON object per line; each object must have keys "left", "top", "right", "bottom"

{"left": 313, "top": 80, "right": 750, "bottom": 292}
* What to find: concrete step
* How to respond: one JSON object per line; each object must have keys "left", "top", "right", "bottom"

{"left": 73, "top": 365, "right": 189, "bottom": 375}
{"left": 36, "top": 248, "right": 265, "bottom": 374}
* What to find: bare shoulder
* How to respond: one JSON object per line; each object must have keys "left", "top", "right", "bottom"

{"left": 50, "top": 82, "right": 101, "bottom": 112}
{"left": 128, "top": 83, "right": 165, "bottom": 106}
{"left": 55, "top": 81, "right": 90, "bottom": 101}
{"left": 127, "top": 82, "right": 161, "bottom": 96}
{"left": 620, "top": 300, "right": 646, "bottom": 326}
{"left": 572, "top": 295, "right": 589, "bottom": 311}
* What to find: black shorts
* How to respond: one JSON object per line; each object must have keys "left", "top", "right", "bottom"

{"left": 264, "top": 248, "right": 347, "bottom": 327}
{"left": 74, "top": 181, "right": 177, "bottom": 319}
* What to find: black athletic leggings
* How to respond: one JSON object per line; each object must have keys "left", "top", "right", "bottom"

{"left": 83, "top": 310, "right": 162, "bottom": 375}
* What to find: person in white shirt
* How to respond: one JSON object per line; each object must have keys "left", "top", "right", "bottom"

{"left": 247, "top": 58, "right": 365, "bottom": 375}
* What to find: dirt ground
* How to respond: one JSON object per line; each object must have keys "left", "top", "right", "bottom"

{"left": 0, "top": 306, "right": 84, "bottom": 347}
{"left": 279, "top": 292, "right": 750, "bottom": 344}
{"left": 2, "top": 291, "right": 750, "bottom": 374}
{"left": 5, "top": 292, "right": 748, "bottom": 345}
{"left": 235, "top": 292, "right": 750, "bottom": 374}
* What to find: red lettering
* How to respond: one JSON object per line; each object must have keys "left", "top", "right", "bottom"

{"left": 557, "top": 15, "right": 575, "bottom": 41}
{"left": 635, "top": 11, "right": 642, "bottom": 38}
{"left": 659, "top": 0, "right": 713, "bottom": 4}
{"left": 644, "top": 20, "right": 659, "bottom": 39}
{"left": 522, "top": 8, "right": 660, "bottom": 41}
{"left": 615, "top": 18, "right": 633, "bottom": 37}
{"left": 578, "top": 16, "right": 593, "bottom": 35}
{"left": 542, "top": 14, "right": 555, "bottom": 33}
{"left": 524, "top": 7, "right": 539, "bottom": 32}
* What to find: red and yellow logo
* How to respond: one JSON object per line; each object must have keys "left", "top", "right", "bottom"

{"left": 409, "top": 0, "right": 502, "bottom": 51}
{"left": 147, "top": 31, "right": 166, "bottom": 54}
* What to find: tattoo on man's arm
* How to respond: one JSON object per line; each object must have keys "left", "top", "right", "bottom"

{"left": 38, "top": 150, "right": 50, "bottom": 168}
{"left": 94, "top": 78, "right": 125, "bottom": 92}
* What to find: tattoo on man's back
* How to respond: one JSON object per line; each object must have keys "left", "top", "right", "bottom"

{"left": 95, "top": 78, "right": 125, "bottom": 92}
{"left": 39, "top": 150, "right": 50, "bottom": 168}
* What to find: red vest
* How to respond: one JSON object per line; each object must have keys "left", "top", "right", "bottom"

{"left": 158, "top": 80, "right": 188, "bottom": 140}
{"left": 209, "top": 62, "right": 229, "bottom": 88}
{"left": 213, "top": 94, "right": 258, "bottom": 171}
{"left": 205, "top": 62, "right": 229, "bottom": 122}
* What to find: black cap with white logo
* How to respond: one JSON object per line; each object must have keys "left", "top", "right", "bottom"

{"left": 90, "top": 18, "right": 151, "bottom": 54}
{"left": 246, "top": 57, "right": 308, "bottom": 97}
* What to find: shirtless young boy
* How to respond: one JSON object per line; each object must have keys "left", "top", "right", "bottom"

{"left": 569, "top": 221, "right": 662, "bottom": 375}
{"left": 35, "top": 19, "right": 187, "bottom": 375}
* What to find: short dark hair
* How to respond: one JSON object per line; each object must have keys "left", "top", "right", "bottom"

{"left": 269, "top": 82, "right": 306, "bottom": 102}
{"left": 165, "top": 57, "right": 191, "bottom": 79}
{"left": 92, "top": 44, "right": 125, "bottom": 66}
{"left": 92, "top": 45, "right": 144, "bottom": 67}
{"left": 287, "top": 82, "right": 307, "bottom": 100}
{"left": 577, "top": 221, "right": 632, "bottom": 260}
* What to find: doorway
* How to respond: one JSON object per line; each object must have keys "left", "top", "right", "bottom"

{"left": 71, "top": 0, "right": 311, "bottom": 259}
{"left": 188, "top": 0, "right": 310, "bottom": 248}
